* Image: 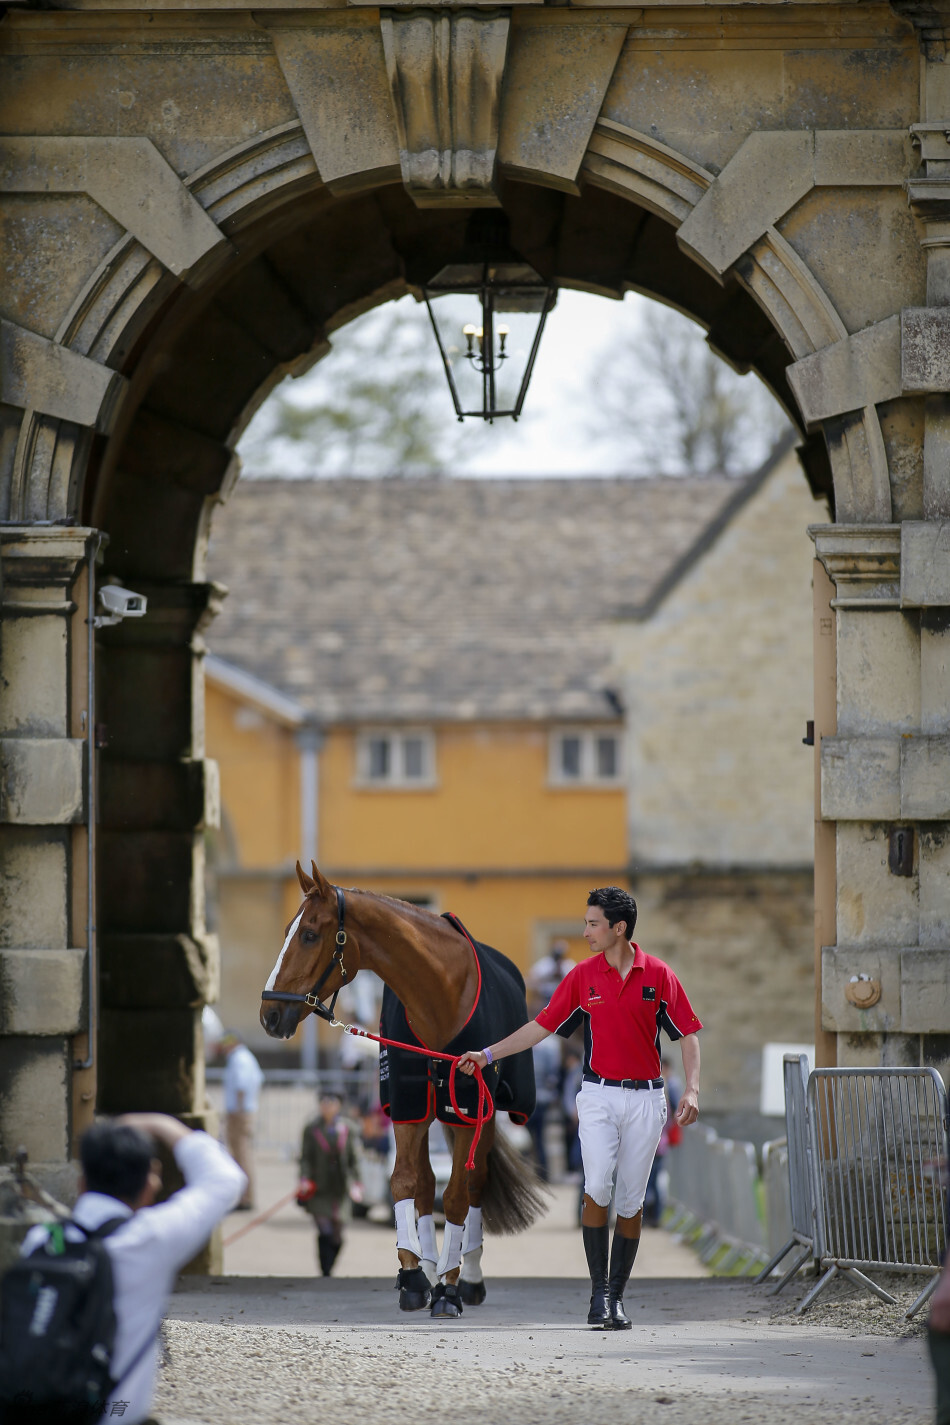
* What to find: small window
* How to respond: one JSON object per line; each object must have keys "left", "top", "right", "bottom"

{"left": 560, "top": 736, "right": 582, "bottom": 779}
{"left": 596, "top": 735, "right": 617, "bottom": 779}
{"left": 357, "top": 730, "right": 436, "bottom": 788}
{"left": 550, "top": 729, "right": 622, "bottom": 786}
{"left": 403, "top": 736, "right": 425, "bottom": 780}
{"left": 368, "top": 737, "right": 390, "bottom": 780}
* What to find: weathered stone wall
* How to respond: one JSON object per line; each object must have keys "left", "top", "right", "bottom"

{"left": 634, "top": 869, "right": 815, "bottom": 1114}
{"left": 611, "top": 449, "right": 819, "bottom": 1112}
{"left": 614, "top": 445, "right": 817, "bottom": 870}
{"left": 0, "top": 529, "right": 97, "bottom": 1173}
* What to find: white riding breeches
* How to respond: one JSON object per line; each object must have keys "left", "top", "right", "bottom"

{"left": 577, "top": 1081, "right": 667, "bottom": 1218}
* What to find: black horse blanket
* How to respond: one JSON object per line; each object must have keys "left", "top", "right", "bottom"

{"left": 378, "top": 914, "right": 536, "bottom": 1127}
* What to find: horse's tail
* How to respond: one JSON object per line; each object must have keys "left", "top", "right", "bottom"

{"left": 445, "top": 1124, "right": 550, "bottom": 1235}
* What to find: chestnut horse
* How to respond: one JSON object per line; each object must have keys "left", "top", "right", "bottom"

{"left": 260, "top": 862, "right": 546, "bottom": 1318}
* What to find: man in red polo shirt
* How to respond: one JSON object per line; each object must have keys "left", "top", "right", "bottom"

{"left": 458, "top": 886, "right": 700, "bottom": 1329}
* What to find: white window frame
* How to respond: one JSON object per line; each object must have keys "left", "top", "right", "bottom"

{"left": 548, "top": 727, "right": 623, "bottom": 787}
{"left": 355, "top": 729, "right": 437, "bottom": 789}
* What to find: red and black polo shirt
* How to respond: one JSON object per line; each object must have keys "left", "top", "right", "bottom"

{"left": 535, "top": 945, "right": 702, "bottom": 1082}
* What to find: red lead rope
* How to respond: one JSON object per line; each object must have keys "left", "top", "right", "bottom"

{"left": 328, "top": 1019, "right": 493, "bottom": 1171}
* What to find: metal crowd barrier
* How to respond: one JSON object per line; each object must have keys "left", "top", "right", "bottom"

{"left": 666, "top": 1122, "right": 768, "bottom": 1274}
{"left": 762, "top": 1139, "right": 793, "bottom": 1258}
{"left": 802, "top": 1067, "right": 947, "bottom": 1317}
{"left": 666, "top": 1056, "right": 948, "bottom": 1314}
{"left": 754, "top": 1054, "right": 815, "bottom": 1295}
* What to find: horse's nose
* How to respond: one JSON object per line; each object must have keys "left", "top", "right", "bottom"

{"left": 264, "top": 1006, "right": 281, "bottom": 1036}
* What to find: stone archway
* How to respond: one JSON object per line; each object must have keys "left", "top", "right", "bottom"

{"left": 3, "top": 5, "right": 950, "bottom": 1210}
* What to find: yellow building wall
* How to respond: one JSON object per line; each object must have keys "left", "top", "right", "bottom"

{"left": 205, "top": 681, "right": 300, "bottom": 870}
{"left": 320, "top": 722, "right": 625, "bottom": 874}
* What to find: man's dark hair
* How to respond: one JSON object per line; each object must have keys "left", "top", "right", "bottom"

{"left": 587, "top": 886, "right": 638, "bottom": 939}
{"left": 80, "top": 1119, "right": 155, "bottom": 1203}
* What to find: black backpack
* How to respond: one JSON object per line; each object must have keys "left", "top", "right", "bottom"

{"left": 0, "top": 1216, "right": 127, "bottom": 1425}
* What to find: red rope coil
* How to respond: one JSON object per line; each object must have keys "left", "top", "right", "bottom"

{"left": 334, "top": 1021, "right": 493, "bottom": 1171}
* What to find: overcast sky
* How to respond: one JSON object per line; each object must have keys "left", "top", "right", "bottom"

{"left": 238, "top": 288, "right": 786, "bottom": 479}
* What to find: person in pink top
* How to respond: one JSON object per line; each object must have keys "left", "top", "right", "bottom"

{"left": 458, "top": 886, "right": 701, "bottom": 1329}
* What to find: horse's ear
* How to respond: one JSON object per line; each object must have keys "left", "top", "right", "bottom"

{"left": 310, "top": 860, "right": 332, "bottom": 897}
{"left": 296, "top": 860, "right": 315, "bottom": 895}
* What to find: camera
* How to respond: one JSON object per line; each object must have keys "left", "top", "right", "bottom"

{"left": 93, "top": 584, "right": 148, "bottom": 628}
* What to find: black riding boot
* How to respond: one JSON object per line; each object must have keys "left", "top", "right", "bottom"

{"left": 607, "top": 1233, "right": 639, "bottom": 1329}
{"left": 582, "top": 1224, "right": 611, "bottom": 1328}
{"left": 318, "top": 1231, "right": 341, "bottom": 1277}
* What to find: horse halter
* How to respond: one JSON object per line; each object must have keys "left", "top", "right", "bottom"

{"left": 260, "top": 885, "right": 349, "bottom": 1024}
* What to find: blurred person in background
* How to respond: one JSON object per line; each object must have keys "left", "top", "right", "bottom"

{"left": 642, "top": 1084, "right": 681, "bottom": 1226}
{"left": 297, "top": 1089, "right": 363, "bottom": 1276}
{"left": 360, "top": 1096, "right": 393, "bottom": 1156}
{"left": 561, "top": 1045, "right": 584, "bottom": 1176}
{"left": 220, "top": 1031, "right": 263, "bottom": 1211}
{"left": 528, "top": 938, "right": 574, "bottom": 1014}
{"left": 526, "top": 1034, "right": 563, "bottom": 1181}
{"left": 202, "top": 1004, "right": 224, "bottom": 1061}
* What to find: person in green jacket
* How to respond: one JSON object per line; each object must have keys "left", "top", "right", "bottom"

{"left": 297, "top": 1089, "right": 363, "bottom": 1276}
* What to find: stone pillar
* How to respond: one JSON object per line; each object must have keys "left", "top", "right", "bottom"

{"left": 96, "top": 580, "right": 223, "bottom": 1124}
{"left": 95, "top": 578, "right": 224, "bottom": 1271}
{"left": 812, "top": 525, "right": 950, "bottom": 1078}
{"left": 0, "top": 526, "right": 101, "bottom": 1200}
{"left": 805, "top": 13, "right": 950, "bottom": 1077}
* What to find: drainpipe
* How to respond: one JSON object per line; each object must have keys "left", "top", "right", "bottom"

{"left": 297, "top": 721, "right": 324, "bottom": 1076}
{"left": 76, "top": 533, "right": 104, "bottom": 1072}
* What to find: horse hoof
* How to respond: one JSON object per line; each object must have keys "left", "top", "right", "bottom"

{"left": 458, "top": 1279, "right": 486, "bottom": 1306}
{"left": 430, "top": 1283, "right": 463, "bottom": 1318}
{"left": 394, "top": 1267, "right": 432, "bottom": 1312}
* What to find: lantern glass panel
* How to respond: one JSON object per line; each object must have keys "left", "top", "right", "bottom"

{"left": 425, "top": 275, "right": 556, "bottom": 420}
{"left": 426, "top": 291, "right": 488, "bottom": 416}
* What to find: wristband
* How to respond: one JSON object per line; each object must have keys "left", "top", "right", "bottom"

{"left": 482, "top": 1047, "right": 493, "bottom": 1065}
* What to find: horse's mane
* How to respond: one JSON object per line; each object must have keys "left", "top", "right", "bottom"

{"left": 306, "top": 883, "right": 449, "bottom": 936}
{"left": 345, "top": 886, "right": 447, "bottom": 930}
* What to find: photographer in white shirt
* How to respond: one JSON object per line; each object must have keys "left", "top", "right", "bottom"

{"left": 21, "top": 1112, "right": 246, "bottom": 1424}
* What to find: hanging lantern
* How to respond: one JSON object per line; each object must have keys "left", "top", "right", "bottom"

{"left": 422, "top": 218, "right": 557, "bottom": 423}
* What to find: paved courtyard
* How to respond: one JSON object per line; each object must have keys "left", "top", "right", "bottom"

{"left": 152, "top": 1159, "right": 935, "bottom": 1425}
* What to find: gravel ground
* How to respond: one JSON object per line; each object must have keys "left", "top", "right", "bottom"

{"left": 765, "top": 1267, "right": 931, "bottom": 1340}
{"left": 155, "top": 1271, "right": 933, "bottom": 1425}
{"left": 155, "top": 1313, "right": 926, "bottom": 1425}
{"left": 151, "top": 1164, "right": 935, "bottom": 1424}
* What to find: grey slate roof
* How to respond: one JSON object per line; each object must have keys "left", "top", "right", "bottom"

{"left": 205, "top": 474, "right": 743, "bottom": 723}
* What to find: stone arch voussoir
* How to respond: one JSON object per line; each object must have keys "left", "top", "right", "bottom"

{"left": 581, "top": 117, "right": 901, "bottom": 522}
{"left": 2, "top": 59, "right": 919, "bottom": 527}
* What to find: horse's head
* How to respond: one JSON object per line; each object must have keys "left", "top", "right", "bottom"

{"left": 259, "top": 861, "right": 359, "bottom": 1039}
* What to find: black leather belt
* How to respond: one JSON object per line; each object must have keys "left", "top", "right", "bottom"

{"left": 583, "top": 1072, "right": 664, "bottom": 1090}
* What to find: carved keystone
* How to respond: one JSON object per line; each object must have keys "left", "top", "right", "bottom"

{"left": 380, "top": 10, "right": 510, "bottom": 207}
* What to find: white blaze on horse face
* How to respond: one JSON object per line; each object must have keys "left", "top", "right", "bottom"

{"left": 264, "top": 909, "right": 304, "bottom": 991}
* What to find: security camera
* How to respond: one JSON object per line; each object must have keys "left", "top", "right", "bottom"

{"left": 93, "top": 584, "right": 148, "bottom": 628}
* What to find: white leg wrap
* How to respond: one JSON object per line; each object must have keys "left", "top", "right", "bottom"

{"left": 461, "top": 1206, "right": 483, "bottom": 1255}
{"left": 394, "top": 1198, "right": 422, "bottom": 1259}
{"left": 435, "top": 1220, "right": 465, "bottom": 1280}
{"left": 460, "top": 1245, "right": 484, "bottom": 1285}
{"left": 417, "top": 1213, "right": 438, "bottom": 1284}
